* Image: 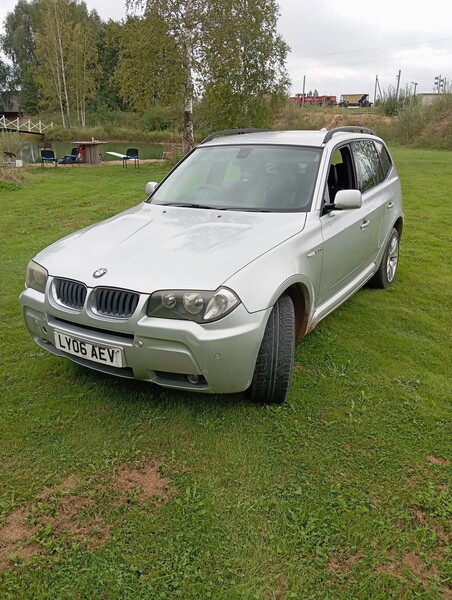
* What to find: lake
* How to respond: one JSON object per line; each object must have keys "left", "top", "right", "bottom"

{"left": 16, "top": 138, "right": 165, "bottom": 164}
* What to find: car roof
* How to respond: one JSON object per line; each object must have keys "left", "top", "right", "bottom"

{"left": 200, "top": 127, "right": 381, "bottom": 148}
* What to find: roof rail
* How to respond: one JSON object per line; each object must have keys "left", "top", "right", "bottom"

{"left": 201, "top": 128, "right": 272, "bottom": 144}
{"left": 323, "top": 126, "right": 376, "bottom": 144}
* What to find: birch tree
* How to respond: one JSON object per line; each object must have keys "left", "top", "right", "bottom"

{"left": 33, "top": 0, "right": 101, "bottom": 127}
{"left": 35, "top": 0, "right": 73, "bottom": 127}
{"left": 70, "top": 20, "right": 100, "bottom": 127}
{"left": 126, "top": 0, "right": 207, "bottom": 152}
{"left": 124, "top": 0, "right": 289, "bottom": 148}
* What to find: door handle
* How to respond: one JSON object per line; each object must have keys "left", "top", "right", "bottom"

{"left": 360, "top": 220, "right": 370, "bottom": 230}
{"left": 387, "top": 202, "right": 394, "bottom": 209}
{"left": 307, "top": 248, "right": 323, "bottom": 258}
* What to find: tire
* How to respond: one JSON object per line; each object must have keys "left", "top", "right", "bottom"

{"left": 249, "top": 295, "right": 295, "bottom": 404}
{"left": 368, "top": 227, "right": 400, "bottom": 289}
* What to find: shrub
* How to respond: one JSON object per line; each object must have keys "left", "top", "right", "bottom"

{"left": 375, "top": 85, "right": 415, "bottom": 116}
{"left": 0, "top": 131, "right": 25, "bottom": 158}
{"left": 420, "top": 93, "right": 452, "bottom": 149}
{"left": 390, "top": 102, "right": 428, "bottom": 144}
{"left": 141, "top": 106, "right": 180, "bottom": 131}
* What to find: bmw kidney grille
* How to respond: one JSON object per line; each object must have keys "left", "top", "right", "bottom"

{"left": 53, "top": 278, "right": 139, "bottom": 318}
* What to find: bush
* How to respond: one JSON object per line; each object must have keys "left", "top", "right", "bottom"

{"left": 375, "top": 85, "right": 415, "bottom": 116}
{"left": 390, "top": 102, "right": 428, "bottom": 144}
{"left": 141, "top": 106, "right": 180, "bottom": 131}
{"left": 20, "top": 93, "right": 452, "bottom": 150}
{"left": 0, "top": 179, "right": 22, "bottom": 191}
{"left": 420, "top": 93, "right": 452, "bottom": 149}
{"left": 0, "top": 131, "right": 25, "bottom": 158}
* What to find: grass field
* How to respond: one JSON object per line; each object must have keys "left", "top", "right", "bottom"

{"left": 0, "top": 150, "right": 451, "bottom": 599}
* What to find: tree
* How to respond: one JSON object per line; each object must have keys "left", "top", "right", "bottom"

{"left": 70, "top": 19, "right": 100, "bottom": 127}
{"left": 200, "top": 0, "right": 289, "bottom": 130}
{"left": 19, "top": 68, "right": 41, "bottom": 114}
{"left": 2, "top": 0, "right": 103, "bottom": 122}
{"left": 125, "top": 0, "right": 289, "bottom": 149}
{"left": 35, "top": 0, "right": 73, "bottom": 127}
{"left": 96, "top": 21, "right": 126, "bottom": 111}
{"left": 33, "top": 0, "right": 101, "bottom": 127}
{"left": 114, "top": 13, "right": 183, "bottom": 111}
{"left": 126, "top": 0, "right": 206, "bottom": 152}
{"left": 1, "top": 0, "right": 41, "bottom": 111}
{"left": 0, "top": 59, "right": 14, "bottom": 100}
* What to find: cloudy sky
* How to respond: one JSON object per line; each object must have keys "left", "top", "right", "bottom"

{"left": 1, "top": 0, "right": 451, "bottom": 101}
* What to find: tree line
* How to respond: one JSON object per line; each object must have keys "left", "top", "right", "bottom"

{"left": 0, "top": 0, "right": 290, "bottom": 150}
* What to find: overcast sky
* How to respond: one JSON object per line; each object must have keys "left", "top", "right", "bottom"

{"left": 1, "top": 0, "right": 451, "bottom": 101}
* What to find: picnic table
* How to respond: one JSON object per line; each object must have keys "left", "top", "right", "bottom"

{"left": 71, "top": 140, "right": 107, "bottom": 164}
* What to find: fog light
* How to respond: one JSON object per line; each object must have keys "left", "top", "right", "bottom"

{"left": 187, "top": 374, "right": 199, "bottom": 384}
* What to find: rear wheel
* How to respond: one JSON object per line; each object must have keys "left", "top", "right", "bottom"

{"left": 249, "top": 295, "right": 295, "bottom": 404}
{"left": 368, "top": 227, "right": 400, "bottom": 289}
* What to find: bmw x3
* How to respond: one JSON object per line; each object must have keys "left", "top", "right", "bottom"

{"left": 20, "top": 127, "right": 403, "bottom": 404}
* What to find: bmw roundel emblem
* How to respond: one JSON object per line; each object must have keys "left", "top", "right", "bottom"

{"left": 93, "top": 267, "right": 108, "bottom": 278}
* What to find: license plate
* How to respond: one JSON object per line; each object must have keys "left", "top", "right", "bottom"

{"left": 54, "top": 330, "right": 124, "bottom": 368}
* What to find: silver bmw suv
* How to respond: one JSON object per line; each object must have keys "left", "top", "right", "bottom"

{"left": 20, "top": 127, "right": 403, "bottom": 404}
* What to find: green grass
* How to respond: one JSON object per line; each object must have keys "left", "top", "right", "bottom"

{"left": 0, "top": 150, "right": 451, "bottom": 599}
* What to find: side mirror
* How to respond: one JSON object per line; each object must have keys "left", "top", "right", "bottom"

{"left": 145, "top": 181, "right": 159, "bottom": 196}
{"left": 333, "top": 189, "right": 362, "bottom": 210}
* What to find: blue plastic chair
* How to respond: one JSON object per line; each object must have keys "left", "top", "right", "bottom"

{"left": 123, "top": 148, "right": 139, "bottom": 169}
{"left": 41, "top": 149, "right": 58, "bottom": 167}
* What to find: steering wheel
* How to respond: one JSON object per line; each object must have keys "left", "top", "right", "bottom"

{"left": 196, "top": 184, "right": 224, "bottom": 194}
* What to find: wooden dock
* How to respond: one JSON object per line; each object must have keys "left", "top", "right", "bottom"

{"left": 0, "top": 116, "right": 53, "bottom": 135}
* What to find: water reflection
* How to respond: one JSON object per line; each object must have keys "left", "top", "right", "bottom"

{"left": 17, "top": 136, "right": 165, "bottom": 164}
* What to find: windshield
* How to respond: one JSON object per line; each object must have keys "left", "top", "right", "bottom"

{"left": 150, "top": 145, "right": 322, "bottom": 212}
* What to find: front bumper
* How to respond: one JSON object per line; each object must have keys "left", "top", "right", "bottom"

{"left": 20, "top": 286, "right": 270, "bottom": 394}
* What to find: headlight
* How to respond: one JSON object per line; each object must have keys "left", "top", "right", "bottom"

{"left": 147, "top": 287, "right": 240, "bottom": 323}
{"left": 26, "top": 260, "right": 48, "bottom": 294}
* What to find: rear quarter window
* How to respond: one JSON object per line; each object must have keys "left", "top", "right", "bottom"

{"left": 352, "top": 140, "right": 385, "bottom": 192}
{"left": 375, "top": 142, "right": 392, "bottom": 179}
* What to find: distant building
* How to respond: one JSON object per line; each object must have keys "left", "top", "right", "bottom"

{"left": 0, "top": 94, "right": 22, "bottom": 119}
{"left": 417, "top": 93, "right": 450, "bottom": 106}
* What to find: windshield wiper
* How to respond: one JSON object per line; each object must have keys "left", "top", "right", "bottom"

{"left": 158, "top": 202, "right": 269, "bottom": 212}
{"left": 159, "top": 202, "right": 220, "bottom": 210}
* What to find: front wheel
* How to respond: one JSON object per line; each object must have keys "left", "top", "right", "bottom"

{"left": 368, "top": 227, "right": 400, "bottom": 289}
{"left": 249, "top": 295, "right": 295, "bottom": 404}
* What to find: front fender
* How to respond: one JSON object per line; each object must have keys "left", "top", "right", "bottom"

{"left": 224, "top": 232, "right": 320, "bottom": 318}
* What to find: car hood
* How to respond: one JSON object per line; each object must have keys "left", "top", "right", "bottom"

{"left": 36, "top": 203, "right": 307, "bottom": 292}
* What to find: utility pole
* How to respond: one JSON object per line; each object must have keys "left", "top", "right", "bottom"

{"left": 411, "top": 81, "right": 418, "bottom": 96}
{"left": 374, "top": 75, "right": 378, "bottom": 104}
{"left": 395, "top": 69, "right": 401, "bottom": 100}
{"left": 376, "top": 77, "right": 382, "bottom": 99}
{"left": 434, "top": 75, "right": 444, "bottom": 93}
{"left": 301, "top": 75, "right": 306, "bottom": 108}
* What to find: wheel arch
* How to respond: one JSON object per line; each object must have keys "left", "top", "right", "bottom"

{"left": 281, "top": 282, "right": 310, "bottom": 339}
{"left": 393, "top": 216, "right": 404, "bottom": 239}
